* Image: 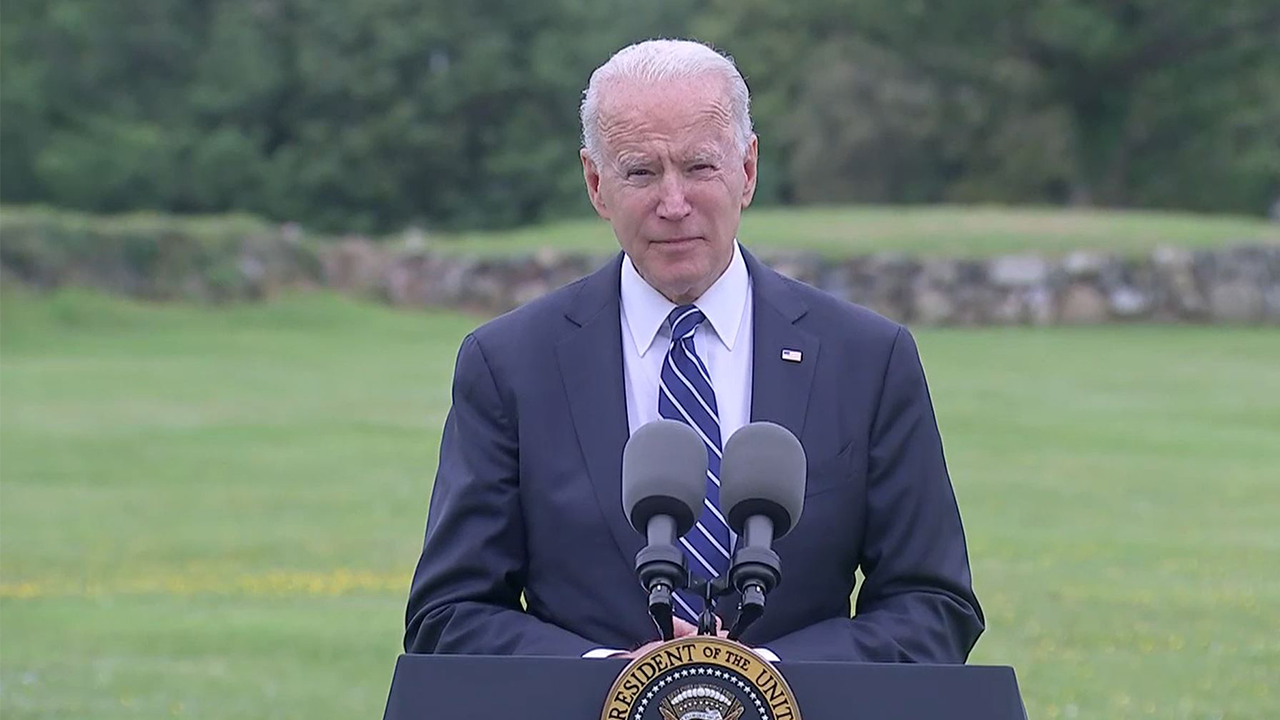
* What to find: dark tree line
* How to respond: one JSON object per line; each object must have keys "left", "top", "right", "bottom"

{"left": 2, "top": 0, "right": 1277, "bottom": 232}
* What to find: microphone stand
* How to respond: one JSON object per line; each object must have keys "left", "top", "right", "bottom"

{"left": 724, "top": 534, "right": 782, "bottom": 641}
{"left": 690, "top": 576, "right": 733, "bottom": 636}
{"left": 636, "top": 531, "right": 688, "bottom": 641}
{"left": 646, "top": 526, "right": 783, "bottom": 642}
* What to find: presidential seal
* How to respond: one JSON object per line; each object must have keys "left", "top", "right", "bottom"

{"left": 601, "top": 636, "right": 801, "bottom": 720}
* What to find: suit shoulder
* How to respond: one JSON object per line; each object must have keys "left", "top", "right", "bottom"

{"left": 465, "top": 272, "right": 590, "bottom": 353}
{"left": 776, "top": 272, "right": 904, "bottom": 346}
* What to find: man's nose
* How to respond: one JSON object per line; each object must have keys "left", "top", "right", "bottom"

{"left": 655, "top": 175, "right": 692, "bottom": 221}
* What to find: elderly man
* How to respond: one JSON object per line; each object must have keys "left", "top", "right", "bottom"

{"left": 404, "top": 39, "right": 983, "bottom": 662}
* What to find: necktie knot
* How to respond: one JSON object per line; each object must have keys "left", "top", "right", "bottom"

{"left": 667, "top": 305, "right": 706, "bottom": 341}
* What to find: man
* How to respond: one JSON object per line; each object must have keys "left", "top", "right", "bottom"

{"left": 404, "top": 39, "right": 983, "bottom": 662}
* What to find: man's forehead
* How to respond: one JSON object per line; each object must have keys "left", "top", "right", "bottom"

{"left": 597, "top": 76, "right": 735, "bottom": 153}
{"left": 598, "top": 76, "right": 732, "bottom": 127}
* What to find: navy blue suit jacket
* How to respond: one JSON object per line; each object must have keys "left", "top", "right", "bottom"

{"left": 404, "top": 249, "right": 983, "bottom": 662}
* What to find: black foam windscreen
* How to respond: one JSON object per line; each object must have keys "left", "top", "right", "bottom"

{"left": 621, "top": 420, "right": 708, "bottom": 537}
{"left": 720, "top": 422, "right": 806, "bottom": 537}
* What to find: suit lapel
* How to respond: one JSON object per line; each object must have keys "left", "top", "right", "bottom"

{"left": 745, "top": 249, "right": 818, "bottom": 441}
{"left": 727, "top": 249, "right": 818, "bottom": 631}
{"left": 556, "top": 254, "right": 644, "bottom": 567}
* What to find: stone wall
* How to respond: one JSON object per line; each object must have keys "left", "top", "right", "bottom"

{"left": 4, "top": 218, "right": 1278, "bottom": 324}
{"left": 324, "top": 240, "right": 1280, "bottom": 325}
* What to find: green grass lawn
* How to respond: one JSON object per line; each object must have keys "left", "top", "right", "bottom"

{"left": 433, "top": 205, "right": 1280, "bottom": 257}
{"left": 6, "top": 203, "right": 1278, "bottom": 260}
{"left": 2, "top": 290, "right": 1278, "bottom": 719}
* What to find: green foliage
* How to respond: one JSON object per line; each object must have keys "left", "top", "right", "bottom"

{"left": 0, "top": 0, "right": 699, "bottom": 232}
{"left": 698, "top": 0, "right": 1280, "bottom": 213}
{"left": 1, "top": 0, "right": 1277, "bottom": 230}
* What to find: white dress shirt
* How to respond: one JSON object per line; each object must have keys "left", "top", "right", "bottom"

{"left": 583, "top": 242, "right": 779, "bottom": 662}
{"left": 620, "top": 241, "right": 753, "bottom": 447}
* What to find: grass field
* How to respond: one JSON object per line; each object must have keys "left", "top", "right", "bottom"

{"left": 6, "top": 203, "right": 1278, "bottom": 260}
{"left": 1, "top": 290, "right": 1278, "bottom": 719}
{"left": 433, "top": 205, "right": 1280, "bottom": 257}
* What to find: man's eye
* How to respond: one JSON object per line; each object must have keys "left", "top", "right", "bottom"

{"left": 627, "top": 169, "right": 653, "bottom": 178}
{"left": 691, "top": 163, "right": 716, "bottom": 173}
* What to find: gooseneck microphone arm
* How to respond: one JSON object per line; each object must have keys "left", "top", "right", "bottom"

{"left": 726, "top": 516, "right": 782, "bottom": 640}
{"left": 621, "top": 420, "right": 710, "bottom": 642}
{"left": 634, "top": 515, "right": 686, "bottom": 641}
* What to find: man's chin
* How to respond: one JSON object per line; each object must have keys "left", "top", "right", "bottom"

{"left": 648, "top": 272, "right": 712, "bottom": 304}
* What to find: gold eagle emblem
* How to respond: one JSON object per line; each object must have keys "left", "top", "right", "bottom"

{"left": 657, "top": 683, "right": 746, "bottom": 720}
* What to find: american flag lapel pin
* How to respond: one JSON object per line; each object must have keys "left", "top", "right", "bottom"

{"left": 781, "top": 348, "right": 803, "bottom": 363}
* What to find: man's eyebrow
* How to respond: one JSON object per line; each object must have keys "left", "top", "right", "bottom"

{"left": 613, "top": 152, "right": 654, "bottom": 167}
{"left": 681, "top": 146, "right": 725, "bottom": 164}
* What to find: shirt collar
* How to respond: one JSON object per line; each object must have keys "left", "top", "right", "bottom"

{"left": 620, "top": 241, "right": 749, "bottom": 357}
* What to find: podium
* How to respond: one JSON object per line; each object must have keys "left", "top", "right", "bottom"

{"left": 383, "top": 652, "right": 1027, "bottom": 719}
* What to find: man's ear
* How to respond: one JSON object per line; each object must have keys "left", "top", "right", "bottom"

{"left": 581, "top": 149, "right": 610, "bottom": 220}
{"left": 740, "top": 134, "right": 759, "bottom": 210}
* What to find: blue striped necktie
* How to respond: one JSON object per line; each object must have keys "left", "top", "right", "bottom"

{"left": 658, "top": 305, "right": 732, "bottom": 623}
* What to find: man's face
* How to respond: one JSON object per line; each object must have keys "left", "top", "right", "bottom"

{"left": 582, "top": 76, "right": 758, "bottom": 304}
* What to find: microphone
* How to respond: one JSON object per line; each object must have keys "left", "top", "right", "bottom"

{"left": 719, "top": 422, "right": 806, "bottom": 640}
{"left": 622, "top": 419, "right": 709, "bottom": 641}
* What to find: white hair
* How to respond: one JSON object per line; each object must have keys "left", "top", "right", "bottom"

{"left": 580, "top": 39, "right": 753, "bottom": 165}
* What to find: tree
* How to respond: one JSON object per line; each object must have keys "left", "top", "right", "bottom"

{"left": 696, "top": 0, "right": 1280, "bottom": 213}
{"left": 2, "top": 0, "right": 1275, "bottom": 228}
